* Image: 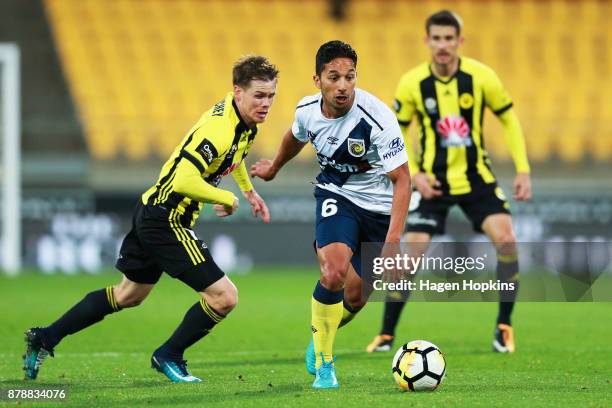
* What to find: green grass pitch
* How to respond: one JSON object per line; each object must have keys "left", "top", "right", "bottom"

{"left": 0, "top": 268, "right": 610, "bottom": 407}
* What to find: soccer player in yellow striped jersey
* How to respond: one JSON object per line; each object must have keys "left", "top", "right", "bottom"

{"left": 366, "top": 10, "right": 531, "bottom": 355}
{"left": 23, "top": 56, "right": 278, "bottom": 383}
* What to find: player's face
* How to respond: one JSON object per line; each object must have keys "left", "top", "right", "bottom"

{"left": 426, "top": 25, "right": 463, "bottom": 66}
{"left": 314, "top": 57, "right": 356, "bottom": 117}
{"left": 234, "top": 79, "right": 277, "bottom": 127}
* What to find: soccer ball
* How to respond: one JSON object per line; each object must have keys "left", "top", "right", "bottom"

{"left": 391, "top": 340, "right": 446, "bottom": 391}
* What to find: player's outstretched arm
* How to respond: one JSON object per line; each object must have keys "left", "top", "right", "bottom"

{"left": 386, "top": 163, "right": 412, "bottom": 243}
{"left": 250, "top": 128, "right": 307, "bottom": 181}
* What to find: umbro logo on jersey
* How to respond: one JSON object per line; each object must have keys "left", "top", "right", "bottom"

{"left": 327, "top": 136, "right": 339, "bottom": 145}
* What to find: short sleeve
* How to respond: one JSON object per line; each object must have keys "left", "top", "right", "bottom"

{"left": 483, "top": 69, "right": 513, "bottom": 116}
{"left": 291, "top": 109, "right": 309, "bottom": 142}
{"left": 393, "top": 74, "right": 417, "bottom": 126}
{"left": 373, "top": 118, "right": 409, "bottom": 173}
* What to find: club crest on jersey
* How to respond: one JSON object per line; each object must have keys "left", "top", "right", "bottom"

{"left": 347, "top": 138, "right": 366, "bottom": 157}
{"left": 459, "top": 93, "right": 474, "bottom": 109}
{"left": 425, "top": 97, "right": 438, "bottom": 114}
{"left": 437, "top": 115, "right": 472, "bottom": 147}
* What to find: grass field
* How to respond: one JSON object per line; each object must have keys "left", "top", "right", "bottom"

{"left": 0, "top": 268, "right": 610, "bottom": 407}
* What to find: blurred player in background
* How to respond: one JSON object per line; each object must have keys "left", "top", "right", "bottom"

{"left": 23, "top": 56, "right": 278, "bottom": 383}
{"left": 251, "top": 41, "right": 410, "bottom": 389}
{"left": 366, "top": 10, "right": 531, "bottom": 354}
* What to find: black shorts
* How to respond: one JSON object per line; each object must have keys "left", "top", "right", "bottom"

{"left": 406, "top": 183, "right": 510, "bottom": 235}
{"left": 115, "top": 201, "right": 225, "bottom": 291}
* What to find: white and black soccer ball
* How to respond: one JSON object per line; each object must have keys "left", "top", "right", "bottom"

{"left": 391, "top": 340, "right": 446, "bottom": 391}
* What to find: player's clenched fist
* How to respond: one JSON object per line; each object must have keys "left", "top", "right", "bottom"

{"left": 213, "top": 198, "right": 239, "bottom": 218}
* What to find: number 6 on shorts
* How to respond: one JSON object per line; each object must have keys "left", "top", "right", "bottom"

{"left": 321, "top": 198, "right": 338, "bottom": 217}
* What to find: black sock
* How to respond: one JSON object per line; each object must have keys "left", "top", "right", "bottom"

{"left": 43, "top": 287, "right": 121, "bottom": 349}
{"left": 156, "top": 299, "right": 224, "bottom": 361}
{"left": 381, "top": 290, "right": 410, "bottom": 336}
{"left": 497, "top": 256, "right": 519, "bottom": 325}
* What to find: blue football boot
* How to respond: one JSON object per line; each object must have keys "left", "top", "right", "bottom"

{"left": 151, "top": 353, "right": 202, "bottom": 383}
{"left": 23, "top": 328, "right": 54, "bottom": 380}
{"left": 312, "top": 353, "right": 339, "bottom": 389}
{"left": 305, "top": 339, "right": 316, "bottom": 375}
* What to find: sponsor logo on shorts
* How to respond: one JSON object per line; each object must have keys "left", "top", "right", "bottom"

{"left": 407, "top": 212, "right": 438, "bottom": 227}
{"left": 495, "top": 187, "right": 508, "bottom": 202}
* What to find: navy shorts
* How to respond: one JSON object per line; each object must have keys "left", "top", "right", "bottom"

{"left": 314, "top": 187, "right": 390, "bottom": 276}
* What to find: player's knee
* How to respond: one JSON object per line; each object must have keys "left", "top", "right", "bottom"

{"left": 494, "top": 232, "right": 517, "bottom": 255}
{"left": 221, "top": 286, "right": 239, "bottom": 314}
{"left": 343, "top": 281, "right": 366, "bottom": 308}
{"left": 204, "top": 285, "right": 238, "bottom": 316}
{"left": 319, "top": 258, "right": 349, "bottom": 289}
{"left": 344, "top": 291, "right": 366, "bottom": 309}
{"left": 114, "top": 289, "right": 148, "bottom": 308}
{"left": 320, "top": 266, "right": 347, "bottom": 290}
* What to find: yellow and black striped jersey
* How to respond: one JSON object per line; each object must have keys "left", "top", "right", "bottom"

{"left": 142, "top": 92, "right": 256, "bottom": 227}
{"left": 394, "top": 57, "right": 529, "bottom": 195}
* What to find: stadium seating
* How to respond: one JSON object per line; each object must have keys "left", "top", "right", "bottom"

{"left": 45, "top": 0, "right": 611, "bottom": 163}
